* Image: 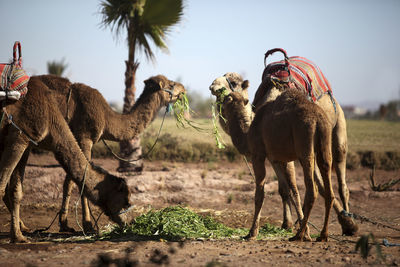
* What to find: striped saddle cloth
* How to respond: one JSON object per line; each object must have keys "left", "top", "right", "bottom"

{"left": 0, "top": 42, "right": 30, "bottom": 101}
{"left": 263, "top": 48, "right": 332, "bottom": 102}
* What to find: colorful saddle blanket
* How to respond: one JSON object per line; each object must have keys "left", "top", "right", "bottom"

{"left": 264, "top": 54, "right": 332, "bottom": 102}
{"left": 0, "top": 42, "right": 29, "bottom": 101}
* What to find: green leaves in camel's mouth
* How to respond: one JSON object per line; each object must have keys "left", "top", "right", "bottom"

{"left": 171, "top": 92, "right": 205, "bottom": 132}
{"left": 210, "top": 87, "right": 230, "bottom": 149}
{"left": 211, "top": 104, "right": 226, "bottom": 149}
{"left": 170, "top": 91, "right": 226, "bottom": 149}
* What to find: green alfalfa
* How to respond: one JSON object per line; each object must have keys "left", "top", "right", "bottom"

{"left": 172, "top": 93, "right": 207, "bottom": 132}
{"left": 171, "top": 93, "right": 225, "bottom": 149}
{"left": 210, "top": 87, "right": 230, "bottom": 149}
{"left": 101, "top": 206, "right": 293, "bottom": 241}
{"left": 211, "top": 104, "right": 226, "bottom": 149}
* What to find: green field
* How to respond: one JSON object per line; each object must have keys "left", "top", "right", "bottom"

{"left": 346, "top": 120, "right": 400, "bottom": 152}
{"left": 92, "top": 116, "right": 400, "bottom": 169}
{"left": 145, "top": 117, "right": 400, "bottom": 152}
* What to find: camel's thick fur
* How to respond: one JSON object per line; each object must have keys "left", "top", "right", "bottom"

{"left": 7, "top": 74, "right": 185, "bottom": 233}
{"left": 210, "top": 72, "right": 357, "bottom": 236}
{"left": 0, "top": 77, "right": 132, "bottom": 242}
{"left": 222, "top": 88, "right": 335, "bottom": 241}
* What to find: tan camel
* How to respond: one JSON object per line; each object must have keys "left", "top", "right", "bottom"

{"left": 220, "top": 87, "right": 335, "bottom": 241}
{"left": 0, "top": 76, "right": 133, "bottom": 243}
{"left": 4, "top": 74, "right": 185, "bottom": 233}
{"left": 210, "top": 72, "right": 357, "bottom": 236}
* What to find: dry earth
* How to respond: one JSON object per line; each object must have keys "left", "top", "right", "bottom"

{"left": 0, "top": 154, "right": 399, "bottom": 266}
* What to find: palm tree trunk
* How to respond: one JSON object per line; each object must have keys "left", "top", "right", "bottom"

{"left": 117, "top": 60, "right": 143, "bottom": 173}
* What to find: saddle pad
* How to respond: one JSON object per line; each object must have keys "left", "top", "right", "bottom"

{"left": 265, "top": 56, "right": 332, "bottom": 102}
{"left": 0, "top": 42, "right": 30, "bottom": 99}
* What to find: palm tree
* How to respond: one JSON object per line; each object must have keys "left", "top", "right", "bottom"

{"left": 100, "top": 0, "right": 184, "bottom": 172}
{"left": 47, "top": 58, "right": 68, "bottom": 76}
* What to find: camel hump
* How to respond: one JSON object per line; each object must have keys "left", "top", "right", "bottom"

{"left": 0, "top": 42, "right": 30, "bottom": 101}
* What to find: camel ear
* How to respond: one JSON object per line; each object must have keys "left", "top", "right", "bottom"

{"left": 242, "top": 80, "right": 249, "bottom": 90}
{"left": 144, "top": 77, "right": 163, "bottom": 90}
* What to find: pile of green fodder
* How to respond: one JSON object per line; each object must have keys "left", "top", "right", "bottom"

{"left": 101, "top": 206, "right": 292, "bottom": 241}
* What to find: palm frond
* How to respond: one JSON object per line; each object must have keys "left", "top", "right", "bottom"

{"left": 142, "top": 0, "right": 184, "bottom": 28}
{"left": 100, "top": 0, "right": 184, "bottom": 61}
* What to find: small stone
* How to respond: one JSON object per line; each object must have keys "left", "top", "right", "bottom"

{"left": 342, "top": 257, "right": 351, "bottom": 263}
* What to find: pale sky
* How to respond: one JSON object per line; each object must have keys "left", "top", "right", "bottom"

{"left": 1, "top": 0, "right": 399, "bottom": 109}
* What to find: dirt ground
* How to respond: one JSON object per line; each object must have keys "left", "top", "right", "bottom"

{"left": 0, "top": 154, "right": 399, "bottom": 266}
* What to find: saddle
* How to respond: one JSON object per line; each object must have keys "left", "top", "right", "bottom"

{"left": 263, "top": 48, "right": 332, "bottom": 102}
{"left": 0, "top": 41, "right": 30, "bottom": 101}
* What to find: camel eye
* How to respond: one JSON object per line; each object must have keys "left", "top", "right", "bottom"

{"left": 230, "top": 81, "right": 237, "bottom": 88}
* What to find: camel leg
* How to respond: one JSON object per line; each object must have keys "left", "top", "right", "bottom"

{"left": 315, "top": 155, "right": 334, "bottom": 242}
{"left": 314, "top": 165, "right": 358, "bottom": 235}
{"left": 0, "top": 131, "right": 29, "bottom": 198}
{"left": 59, "top": 178, "right": 76, "bottom": 232}
{"left": 332, "top": 107, "right": 350, "bottom": 212}
{"left": 272, "top": 161, "right": 303, "bottom": 230}
{"left": 246, "top": 155, "right": 266, "bottom": 240}
{"left": 8, "top": 149, "right": 30, "bottom": 243}
{"left": 3, "top": 176, "right": 30, "bottom": 232}
{"left": 79, "top": 140, "right": 94, "bottom": 233}
{"left": 59, "top": 139, "right": 94, "bottom": 233}
{"left": 290, "top": 157, "right": 316, "bottom": 242}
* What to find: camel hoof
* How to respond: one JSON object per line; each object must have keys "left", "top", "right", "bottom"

{"left": 338, "top": 214, "right": 358, "bottom": 236}
{"left": 289, "top": 235, "right": 302, "bottom": 242}
{"left": 11, "top": 235, "right": 29, "bottom": 243}
{"left": 316, "top": 235, "right": 328, "bottom": 242}
{"left": 281, "top": 221, "right": 293, "bottom": 230}
{"left": 83, "top": 222, "right": 96, "bottom": 233}
{"left": 59, "top": 224, "right": 76, "bottom": 233}
{"left": 244, "top": 233, "right": 257, "bottom": 240}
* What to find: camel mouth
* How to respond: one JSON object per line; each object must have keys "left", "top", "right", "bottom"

{"left": 177, "top": 92, "right": 185, "bottom": 100}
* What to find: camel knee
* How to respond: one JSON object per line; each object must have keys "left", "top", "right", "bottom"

{"left": 333, "top": 142, "right": 347, "bottom": 163}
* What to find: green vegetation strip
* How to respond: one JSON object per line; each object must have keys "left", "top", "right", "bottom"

{"left": 101, "top": 206, "right": 292, "bottom": 241}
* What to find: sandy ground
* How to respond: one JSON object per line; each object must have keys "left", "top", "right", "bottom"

{"left": 0, "top": 154, "right": 399, "bottom": 266}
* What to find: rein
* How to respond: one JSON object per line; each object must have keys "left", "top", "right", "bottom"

{"left": 1, "top": 107, "right": 38, "bottom": 145}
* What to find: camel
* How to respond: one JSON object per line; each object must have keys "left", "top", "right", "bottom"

{"left": 210, "top": 73, "right": 358, "bottom": 236}
{"left": 219, "top": 86, "right": 335, "bottom": 241}
{"left": 0, "top": 76, "right": 133, "bottom": 243}
{"left": 4, "top": 74, "right": 186, "bottom": 234}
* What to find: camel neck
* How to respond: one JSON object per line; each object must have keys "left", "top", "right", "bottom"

{"left": 224, "top": 104, "right": 252, "bottom": 156}
{"left": 104, "top": 90, "right": 165, "bottom": 141}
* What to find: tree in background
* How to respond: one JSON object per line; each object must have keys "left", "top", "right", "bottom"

{"left": 100, "top": 0, "right": 184, "bottom": 173}
{"left": 47, "top": 58, "right": 68, "bottom": 76}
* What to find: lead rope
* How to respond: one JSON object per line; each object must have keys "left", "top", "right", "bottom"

{"left": 101, "top": 99, "right": 171, "bottom": 163}
{"left": 2, "top": 108, "right": 38, "bottom": 145}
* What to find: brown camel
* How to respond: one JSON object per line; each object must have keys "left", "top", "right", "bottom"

{"left": 210, "top": 72, "right": 357, "bottom": 236}
{"left": 220, "top": 87, "right": 335, "bottom": 241}
{"left": 4, "top": 74, "right": 186, "bottom": 233}
{"left": 0, "top": 77, "right": 132, "bottom": 243}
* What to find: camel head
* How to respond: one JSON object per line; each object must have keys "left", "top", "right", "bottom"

{"left": 222, "top": 92, "right": 250, "bottom": 121}
{"left": 94, "top": 170, "right": 132, "bottom": 226}
{"left": 209, "top": 72, "right": 250, "bottom": 103}
{"left": 143, "top": 75, "right": 186, "bottom": 106}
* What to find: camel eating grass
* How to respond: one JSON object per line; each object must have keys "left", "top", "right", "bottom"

{"left": 4, "top": 74, "right": 186, "bottom": 234}
{"left": 0, "top": 77, "right": 133, "bottom": 243}
{"left": 210, "top": 72, "right": 358, "bottom": 237}
{"left": 221, "top": 87, "right": 335, "bottom": 241}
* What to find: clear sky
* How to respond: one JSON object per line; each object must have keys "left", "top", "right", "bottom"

{"left": 1, "top": 0, "right": 399, "bottom": 109}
